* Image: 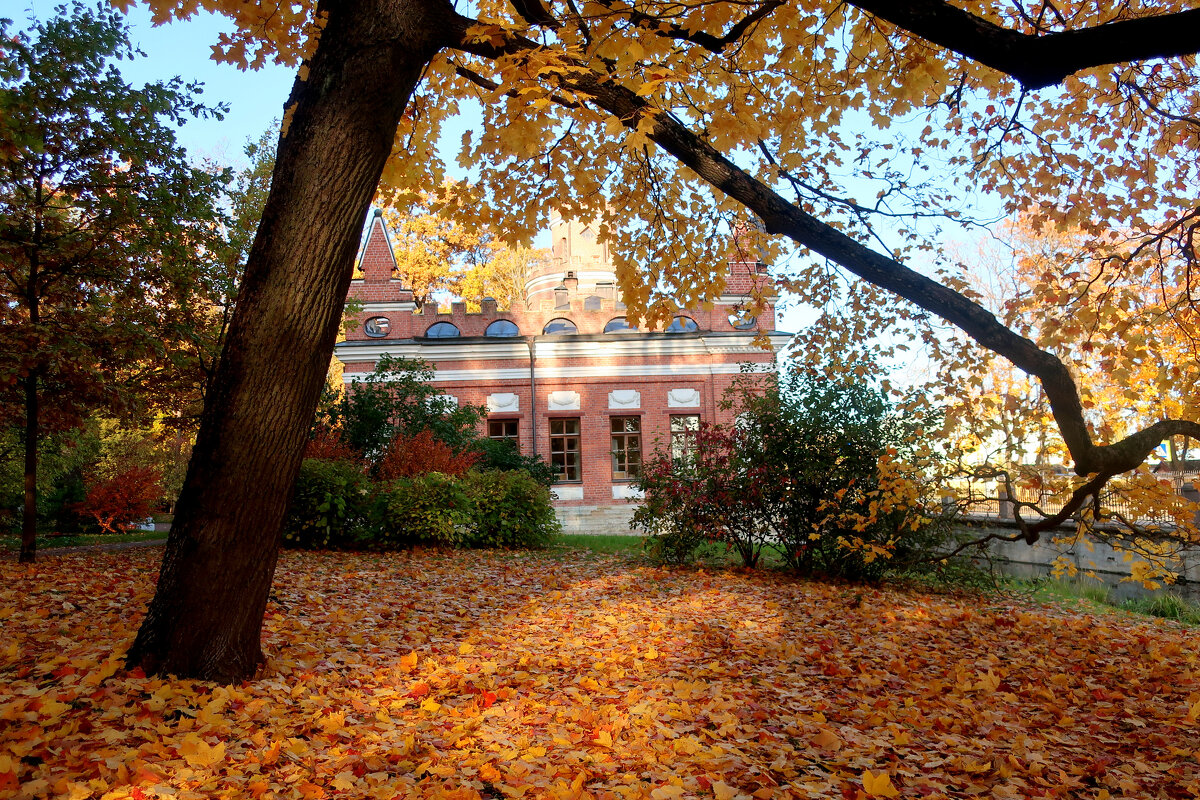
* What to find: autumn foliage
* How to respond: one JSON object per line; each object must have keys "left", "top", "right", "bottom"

{"left": 375, "top": 429, "right": 481, "bottom": 481}
{"left": 635, "top": 371, "right": 946, "bottom": 576}
{"left": 76, "top": 465, "right": 163, "bottom": 534}
{"left": 303, "top": 427, "right": 362, "bottom": 464}
{"left": 2, "top": 548, "right": 1199, "bottom": 798}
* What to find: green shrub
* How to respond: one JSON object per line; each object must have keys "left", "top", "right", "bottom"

{"left": 283, "top": 459, "right": 373, "bottom": 549}
{"left": 635, "top": 365, "right": 951, "bottom": 577}
{"left": 460, "top": 470, "right": 560, "bottom": 549}
{"left": 470, "top": 438, "right": 557, "bottom": 488}
{"left": 378, "top": 472, "right": 470, "bottom": 548}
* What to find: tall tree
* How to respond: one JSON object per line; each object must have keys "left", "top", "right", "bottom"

{"left": 125, "top": 0, "right": 1200, "bottom": 681}
{"left": 377, "top": 203, "right": 543, "bottom": 309}
{"left": 0, "top": 2, "right": 228, "bottom": 563}
{"left": 457, "top": 241, "right": 544, "bottom": 310}
{"left": 161, "top": 125, "right": 277, "bottom": 415}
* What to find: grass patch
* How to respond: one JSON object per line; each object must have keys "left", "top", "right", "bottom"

{"left": 1012, "top": 576, "right": 1200, "bottom": 624}
{"left": 0, "top": 530, "right": 166, "bottom": 553}
{"left": 555, "top": 533, "right": 645, "bottom": 554}
{"left": 1120, "top": 593, "right": 1200, "bottom": 624}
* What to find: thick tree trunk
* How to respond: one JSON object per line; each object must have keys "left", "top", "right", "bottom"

{"left": 19, "top": 374, "right": 38, "bottom": 564}
{"left": 126, "top": 0, "right": 453, "bottom": 682}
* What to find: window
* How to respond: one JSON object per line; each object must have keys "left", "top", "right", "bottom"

{"left": 550, "top": 418, "right": 581, "bottom": 482}
{"left": 425, "top": 321, "right": 461, "bottom": 338}
{"left": 728, "top": 312, "right": 757, "bottom": 330}
{"left": 543, "top": 318, "right": 577, "bottom": 335}
{"left": 670, "top": 415, "right": 700, "bottom": 463}
{"left": 488, "top": 419, "right": 519, "bottom": 448}
{"left": 603, "top": 317, "right": 638, "bottom": 334}
{"left": 363, "top": 316, "right": 390, "bottom": 337}
{"left": 666, "top": 315, "right": 698, "bottom": 333}
{"left": 485, "top": 319, "right": 520, "bottom": 337}
{"left": 610, "top": 416, "right": 642, "bottom": 480}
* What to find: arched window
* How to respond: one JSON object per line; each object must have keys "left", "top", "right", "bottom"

{"left": 485, "top": 319, "right": 520, "bottom": 337}
{"left": 604, "top": 317, "right": 638, "bottom": 334}
{"left": 425, "top": 321, "right": 461, "bottom": 338}
{"left": 666, "top": 315, "right": 698, "bottom": 333}
{"left": 543, "top": 318, "right": 577, "bottom": 335}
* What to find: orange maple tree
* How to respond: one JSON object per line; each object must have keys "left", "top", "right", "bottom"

{"left": 111, "top": 0, "right": 1200, "bottom": 680}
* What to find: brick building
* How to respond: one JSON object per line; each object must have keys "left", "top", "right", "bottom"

{"left": 334, "top": 210, "right": 788, "bottom": 532}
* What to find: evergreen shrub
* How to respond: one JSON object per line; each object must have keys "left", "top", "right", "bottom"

{"left": 378, "top": 472, "right": 469, "bottom": 548}
{"left": 461, "top": 470, "right": 560, "bottom": 549}
{"left": 283, "top": 458, "right": 373, "bottom": 549}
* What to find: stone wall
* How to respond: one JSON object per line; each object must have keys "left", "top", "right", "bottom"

{"left": 963, "top": 519, "right": 1200, "bottom": 600}
{"left": 554, "top": 504, "right": 639, "bottom": 536}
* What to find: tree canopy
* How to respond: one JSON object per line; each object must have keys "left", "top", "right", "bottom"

{"left": 0, "top": 1, "right": 229, "bottom": 562}
{"left": 120, "top": 0, "right": 1200, "bottom": 680}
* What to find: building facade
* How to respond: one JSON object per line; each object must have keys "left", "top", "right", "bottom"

{"left": 334, "top": 210, "right": 788, "bottom": 532}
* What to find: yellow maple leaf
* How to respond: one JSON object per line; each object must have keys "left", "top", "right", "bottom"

{"left": 179, "top": 733, "right": 226, "bottom": 769}
{"left": 712, "top": 781, "right": 738, "bottom": 800}
{"left": 862, "top": 769, "right": 900, "bottom": 798}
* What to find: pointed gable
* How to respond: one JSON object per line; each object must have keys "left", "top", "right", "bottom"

{"left": 358, "top": 209, "right": 398, "bottom": 284}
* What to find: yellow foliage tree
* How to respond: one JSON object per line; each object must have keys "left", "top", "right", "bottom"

{"left": 119, "top": 0, "right": 1200, "bottom": 680}
{"left": 380, "top": 205, "right": 545, "bottom": 308}
{"left": 939, "top": 213, "right": 1199, "bottom": 579}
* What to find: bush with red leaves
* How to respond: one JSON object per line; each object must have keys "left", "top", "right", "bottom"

{"left": 375, "top": 429, "right": 480, "bottom": 481}
{"left": 78, "top": 465, "right": 163, "bottom": 534}
{"left": 304, "top": 427, "right": 363, "bottom": 464}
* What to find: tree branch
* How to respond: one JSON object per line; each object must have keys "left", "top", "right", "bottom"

{"left": 590, "top": 0, "right": 786, "bottom": 54}
{"left": 845, "top": 0, "right": 1200, "bottom": 90}
{"left": 447, "top": 15, "right": 1200, "bottom": 484}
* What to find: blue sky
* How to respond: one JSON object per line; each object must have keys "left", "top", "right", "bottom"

{"left": 6, "top": 2, "right": 966, "bottom": 356}
{"left": 106, "top": 5, "right": 296, "bottom": 167}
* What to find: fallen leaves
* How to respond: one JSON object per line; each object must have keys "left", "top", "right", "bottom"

{"left": 1, "top": 548, "right": 1198, "bottom": 799}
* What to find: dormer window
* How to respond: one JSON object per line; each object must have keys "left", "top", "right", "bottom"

{"left": 604, "top": 317, "right": 638, "bottom": 334}
{"left": 729, "top": 312, "right": 757, "bottom": 331}
{"left": 666, "top": 316, "right": 698, "bottom": 333}
{"left": 485, "top": 320, "right": 520, "bottom": 337}
{"left": 425, "top": 321, "right": 461, "bottom": 338}
{"left": 363, "top": 316, "right": 390, "bottom": 337}
{"left": 543, "top": 318, "right": 577, "bottom": 335}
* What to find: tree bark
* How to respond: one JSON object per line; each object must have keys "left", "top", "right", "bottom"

{"left": 126, "top": 0, "right": 454, "bottom": 683}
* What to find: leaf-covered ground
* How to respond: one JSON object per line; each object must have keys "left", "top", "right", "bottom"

{"left": 1, "top": 549, "right": 1198, "bottom": 800}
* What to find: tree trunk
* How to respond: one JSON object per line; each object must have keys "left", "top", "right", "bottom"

{"left": 20, "top": 229, "right": 41, "bottom": 565}
{"left": 19, "top": 374, "right": 38, "bottom": 564}
{"left": 126, "top": 0, "right": 453, "bottom": 683}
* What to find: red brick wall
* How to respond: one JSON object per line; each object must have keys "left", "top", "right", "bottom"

{"left": 336, "top": 212, "right": 784, "bottom": 507}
